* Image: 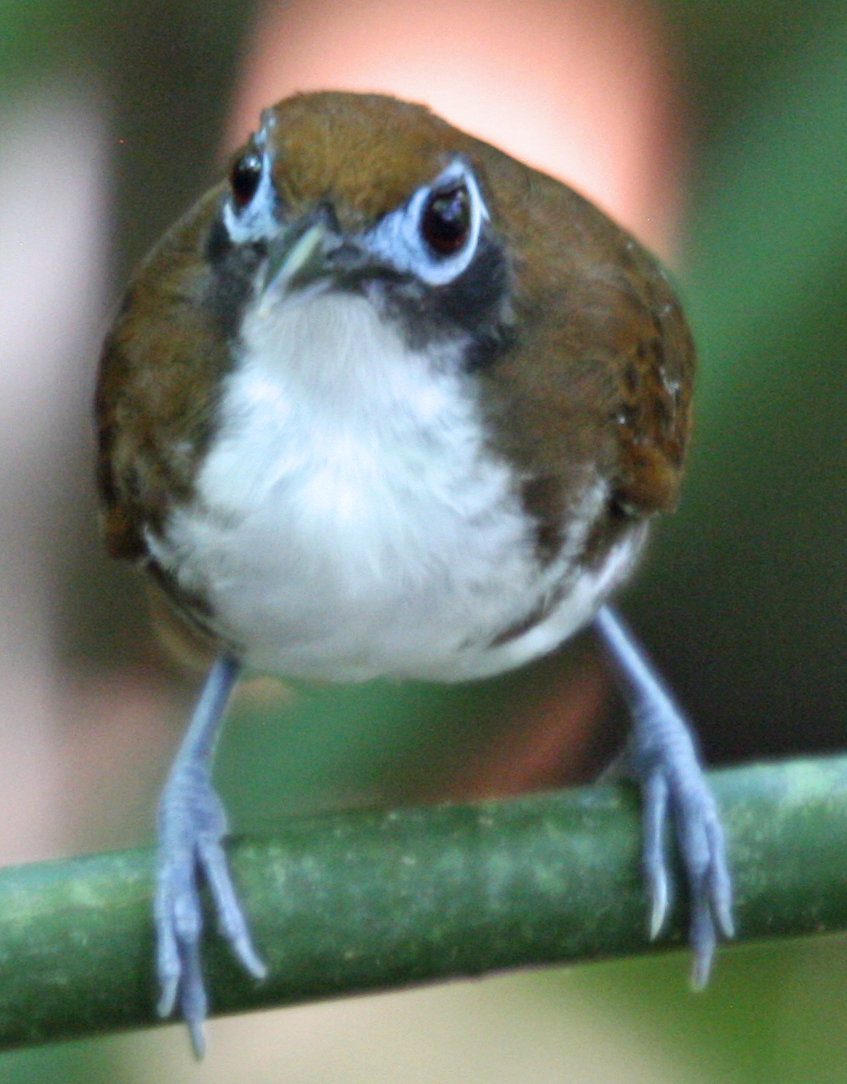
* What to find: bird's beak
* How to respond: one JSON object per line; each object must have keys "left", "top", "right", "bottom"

{"left": 262, "top": 217, "right": 331, "bottom": 300}
{"left": 260, "top": 208, "right": 379, "bottom": 311}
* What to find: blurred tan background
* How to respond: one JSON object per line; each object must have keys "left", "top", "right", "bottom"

{"left": 2, "top": 1, "right": 847, "bottom": 1081}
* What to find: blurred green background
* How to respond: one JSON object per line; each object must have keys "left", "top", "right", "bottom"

{"left": 2, "top": 0, "right": 847, "bottom": 1081}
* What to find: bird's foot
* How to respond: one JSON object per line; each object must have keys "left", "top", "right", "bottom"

{"left": 154, "top": 762, "right": 266, "bottom": 1058}
{"left": 594, "top": 606, "right": 733, "bottom": 982}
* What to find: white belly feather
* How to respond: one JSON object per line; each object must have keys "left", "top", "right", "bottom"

{"left": 148, "top": 292, "right": 641, "bottom": 681}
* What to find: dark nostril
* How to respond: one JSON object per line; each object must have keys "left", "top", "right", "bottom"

{"left": 314, "top": 201, "right": 340, "bottom": 233}
{"left": 328, "top": 241, "right": 362, "bottom": 267}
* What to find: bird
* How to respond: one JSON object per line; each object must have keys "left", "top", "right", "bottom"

{"left": 95, "top": 90, "right": 733, "bottom": 1056}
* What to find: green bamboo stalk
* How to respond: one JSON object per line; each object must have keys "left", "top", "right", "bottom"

{"left": 0, "top": 756, "right": 844, "bottom": 1049}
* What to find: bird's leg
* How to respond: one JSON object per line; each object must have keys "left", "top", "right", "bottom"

{"left": 154, "top": 654, "right": 266, "bottom": 1057}
{"left": 593, "top": 605, "right": 734, "bottom": 984}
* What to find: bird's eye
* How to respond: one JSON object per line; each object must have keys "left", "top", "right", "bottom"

{"left": 230, "top": 150, "right": 263, "bottom": 209}
{"left": 420, "top": 184, "right": 471, "bottom": 257}
{"left": 222, "top": 127, "right": 278, "bottom": 244}
{"left": 363, "top": 159, "right": 486, "bottom": 286}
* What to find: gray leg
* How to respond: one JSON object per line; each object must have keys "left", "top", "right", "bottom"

{"left": 594, "top": 606, "right": 733, "bottom": 985}
{"left": 154, "top": 654, "right": 267, "bottom": 1057}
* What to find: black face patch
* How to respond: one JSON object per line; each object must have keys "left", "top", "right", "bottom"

{"left": 433, "top": 235, "right": 509, "bottom": 333}
{"left": 463, "top": 324, "right": 516, "bottom": 372}
{"left": 203, "top": 211, "right": 267, "bottom": 340}
{"left": 372, "top": 233, "right": 513, "bottom": 370}
{"left": 204, "top": 215, "right": 232, "bottom": 264}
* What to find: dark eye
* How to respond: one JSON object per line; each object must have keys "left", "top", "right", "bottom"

{"left": 420, "top": 183, "right": 471, "bottom": 257}
{"left": 230, "top": 150, "right": 263, "bottom": 209}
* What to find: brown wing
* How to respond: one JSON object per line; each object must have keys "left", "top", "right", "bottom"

{"left": 604, "top": 242, "right": 695, "bottom": 518}
{"left": 467, "top": 147, "right": 695, "bottom": 562}
{"left": 95, "top": 188, "right": 234, "bottom": 561}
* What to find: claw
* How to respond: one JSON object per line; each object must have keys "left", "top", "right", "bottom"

{"left": 157, "top": 978, "right": 178, "bottom": 1021}
{"left": 154, "top": 877, "right": 181, "bottom": 1018}
{"left": 707, "top": 817, "right": 735, "bottom": 939}
{"left": 188, "top": 1018, "right": 207, "bottom": 1062}
{"left": 640, "top": 771, "right": 670, "bottom": 938}
{"left": 179, "top": 939, "right": 208, "bottom": 1058}
{"left": 196, "top": 836, "right": 268, "bottom": 979}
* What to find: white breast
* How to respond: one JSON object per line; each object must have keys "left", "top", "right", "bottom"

{"left": 148, "top": 291, "right": 641, "bottom": 681}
